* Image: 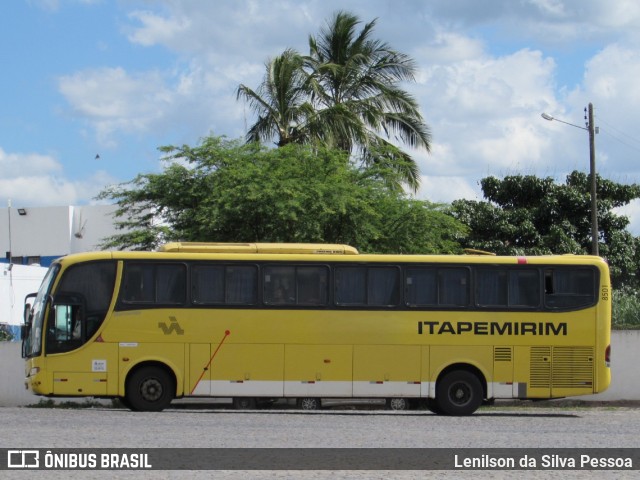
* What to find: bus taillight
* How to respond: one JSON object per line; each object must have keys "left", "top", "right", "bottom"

{"left": 605, "top": 344, "right": 611, "bottom": 367}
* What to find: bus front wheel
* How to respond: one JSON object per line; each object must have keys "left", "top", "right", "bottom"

{"left": 435, "top": 370, "right": 483, "bottom": 416}
{"left": 125, "top": 366, "right": 174, "bottom": 412}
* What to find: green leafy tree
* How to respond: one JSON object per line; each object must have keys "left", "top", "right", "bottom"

{"left": 98, "top": 136, "right": 464, "bottom": 254}
{"left": 237, "top": 11, "right": 431, "bottom": 192}
{"left": 0, "top": 328, "right": 13, "bottom": 342}
{"left": 450, "top": 172, "right": 640, "bottom": 288}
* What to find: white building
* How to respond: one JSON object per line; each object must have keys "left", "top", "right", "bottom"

{"left": 0, "top": 205, "right": 121, "bottom": 335}
{"left": 0, "top": 204, "right": 120, "bottom": 267}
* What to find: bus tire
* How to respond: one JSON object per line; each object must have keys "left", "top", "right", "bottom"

{"left": 435, "top": 370, "right": 483, "bottom": 416}
{"left": 297, "top": 397, "right": 321, "bottom": 410}
{"left": 425, "top": 399, "right": 442, "bottom": 415}
{"left": 386, "top": 398, "right": 410, "bottom": 411}
{"left": 233, "top": 397, "right": 256, "bottom": 410}
{"left": 117, "top": 396, "right": 132, "bottom": 410}
{"left": 125, "top": 366, "right": 174, "bottom": 412}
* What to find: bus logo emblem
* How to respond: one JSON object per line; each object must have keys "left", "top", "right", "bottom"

{"left": 158, "top": 316, "right": 184, "bottom": 335}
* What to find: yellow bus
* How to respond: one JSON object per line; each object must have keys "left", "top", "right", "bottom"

{"left": 22, "top": 243, "right": 611, "bottom": 415}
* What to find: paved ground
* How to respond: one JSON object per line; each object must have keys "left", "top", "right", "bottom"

{"left": 2, "top": 405, "right": 639, "bottom": 479}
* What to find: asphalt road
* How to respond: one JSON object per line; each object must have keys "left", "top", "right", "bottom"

{"left": 2, "top": 405, "right": 639, "bottom": 479}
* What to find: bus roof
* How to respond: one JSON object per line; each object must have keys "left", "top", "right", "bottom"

{"left": 51, "top": 244, "right": 608, "bottom": 270}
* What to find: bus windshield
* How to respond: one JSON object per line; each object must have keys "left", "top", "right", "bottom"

{"left": 23, "top": 260, "right": 117, "bottom": 358}
{"left": 23, "top": 264, "right": 59, "bottom": 358}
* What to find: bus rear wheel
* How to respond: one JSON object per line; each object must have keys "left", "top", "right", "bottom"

{"left": 435, "top": 370, "right": 483, "bottom": 416}
{"left": 425, "top": 399, "right": 442, "bottom": 415}
{"left": 126, "top": 366, "right": 174, "bottom": 412}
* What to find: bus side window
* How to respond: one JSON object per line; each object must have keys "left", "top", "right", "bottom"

{"left": 368, "top": 267, "right": 400, "bottom": 306}
{"left": 122, "top": 266, "right": 152, "bottom": 303}
{"left": 156, "top": 264, "right": 186, "bottom": 304}
{"left": 226, "top": 266, "right": 257, "bottom": 304}
{"left": 439, "top": 268, "right": 469, "bottom": 306}
{"left": 544, "top": 268, "right": 596, "bottom": 309}
{"left": 297, "top": 266, "right": 328, "bottom": 306}
{"left": 405, "top": 268, "right": 437, "bottom": 307}
{"left": 335, "top": 267, "right": 366, "bottom": 306}
{"left": 335, "top": 267, "right": 399, "bottom": 307}
{"left": 192, "top": 266, "right": 225, "bottom": 304}
{"left": 264, "top": 266, "right": 296, "bottom": 305}
{"left": 122, "top": 263, "right": 186, "bottom": 305}
{"left": 509, "top": 270, "right": 540, "bottom": 307}
{"left": 476, "top": 269, "right": 508, "bottom": 307}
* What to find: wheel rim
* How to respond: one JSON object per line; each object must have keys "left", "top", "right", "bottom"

{"left": 448, "top": 381, "right": 472, "bottom": 406}
{"left": 300, "top": 398, "right": 317, "bottom": 410}
{"left": 140, "top": 377, "right": 163, "bottom": 402}
{"left": 388, "top": 398, "right": 406, "bottom": 410}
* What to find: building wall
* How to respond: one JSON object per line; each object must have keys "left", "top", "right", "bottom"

{"left": 0, "top": 204, "right": 119, "bottom": 266}
{"left": 0, "top": 264, "right": 48, "bottom": 327}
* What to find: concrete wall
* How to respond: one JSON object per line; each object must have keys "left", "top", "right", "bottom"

{"left": 1, "top": 331, "right": 637, "bottom": 407}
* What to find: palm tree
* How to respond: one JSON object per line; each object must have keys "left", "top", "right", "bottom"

{"left": 236, "top": 49, "right": 313, "bottom": 147}
{"left": 304, "top": 11, "right": 431, "bottom": 191}
{"left": 237, "top": 11, "right": 431, "bottom": 191}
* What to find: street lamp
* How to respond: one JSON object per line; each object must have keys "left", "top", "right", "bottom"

{"left": 541, "top": 103, "right": 598, "bottom": 256}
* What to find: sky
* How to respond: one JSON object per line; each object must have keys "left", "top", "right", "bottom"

{"left": 3, "top": 0, "right": 640, "bottom": 234}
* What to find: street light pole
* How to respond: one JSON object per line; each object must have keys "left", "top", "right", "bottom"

{"left": 541, "top": 104, "right": 599, "bottom": 256}
{"left": 587, "top": 103, "right": 598, "bottom": 256}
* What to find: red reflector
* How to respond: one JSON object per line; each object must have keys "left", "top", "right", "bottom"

{"left": 95, "top": 335, "right": 104, "bottom": 343}
{"left": 517, "top": 257, "right": 527, "bottom": 264}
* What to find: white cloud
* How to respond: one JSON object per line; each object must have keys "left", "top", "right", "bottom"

{"left": 583, "top": 44, "right": 640, "bottom": 104}
{"left": 126, "top": 10, "right": 191, "bottom": 47}
{"left": 413, "top": 32, "right": 485, "bottom": 65}
{"left": 58, "top": 67, "right": 175, "bottom": 146}
{"left": 0, "top": 148, "right": 117, "bottom": 207}
{"left": 616, "top": 199, "right": 640, "bottom": 233}
{"left": 0, "top": 176, "right": 78, "bottom": 206}
{"left": 414, "top": 47, "right": 558, "bottom": 186}
{"left": 418, "top": 175, "right": 480, "bottom": 205}
{"left": 0, "top": 148, "right": 62, "bottom": 177}
{"left": 565, "top": 44, "right": 640, "bottom": 179}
